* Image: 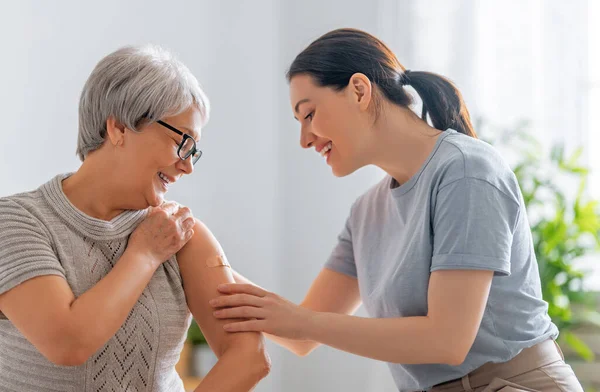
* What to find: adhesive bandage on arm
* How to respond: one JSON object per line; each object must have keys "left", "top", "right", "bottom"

{"left": 206, "top": 254, "right": 231, "bottom": 269}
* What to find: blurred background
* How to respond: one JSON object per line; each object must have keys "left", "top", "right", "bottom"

{"left": 1, "top": 0, "right": 599, "bottom": 391}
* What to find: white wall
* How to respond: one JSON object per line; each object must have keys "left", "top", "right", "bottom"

{"left": 0, "top": 1, "right": 396, "bottom": 391}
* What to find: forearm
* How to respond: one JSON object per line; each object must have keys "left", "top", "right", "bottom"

{"left": 265, "top": 333, "right": 317, "bottom": 356}
{"left": 306, "top": 313, "right": 462, "bottom": 365}
{"left": 194, "top": 346, "right": 270, "bottom": 392}
{"left": 230, "top": 269, "right": 318, "bottom": 356}
{"left": 66, "top": 249, "right": 157, "bottom": 357}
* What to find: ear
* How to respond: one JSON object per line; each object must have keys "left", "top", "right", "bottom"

{"left": 349, "top": 73, "right": 373, "bottom": 111}
{"left": 105, "top": 116, "right": 127, "bottom": 147}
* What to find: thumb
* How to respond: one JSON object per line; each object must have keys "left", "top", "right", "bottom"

{"left": 186, "top": 229, "right": 195, "bottom": 240}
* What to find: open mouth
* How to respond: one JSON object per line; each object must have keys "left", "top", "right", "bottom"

{"left": 320, "top": 141, "right": 333, "bottom": 162}
{"left": 157, "top": 172, "right": 172, "bottom": 190}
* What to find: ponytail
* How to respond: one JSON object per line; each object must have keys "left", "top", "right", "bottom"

{"left": 404, "top": 70, "right": 476, "bottom": 137}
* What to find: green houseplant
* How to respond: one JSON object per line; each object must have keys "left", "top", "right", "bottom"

{"left": 479, "top": 119, "right": 600, "bottom": 361}
{"left": 187, "top": 319, "right": 208, "bottom": 346}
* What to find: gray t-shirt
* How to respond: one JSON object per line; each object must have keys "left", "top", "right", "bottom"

{"left": 325, "top": 129, "right": 558, "bottom": 391}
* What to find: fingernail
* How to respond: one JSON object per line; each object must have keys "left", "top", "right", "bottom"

{"left": 209, "top": 299, "right": 217, "bottom": 306}
{"left": 213, "top": 310, "right": 221, "bottom": 316}
{"left": 223, "top": 325, "right": 231, "bottom": 331}
{"left": 217, "top": 284, "right": 226, "bottom": 290}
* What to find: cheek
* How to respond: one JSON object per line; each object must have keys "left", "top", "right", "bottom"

{"left": 134, "top": 144, "right": 179, "bottom": 172}
{"left": 313, "top": 112, "right": 338, "bottom": 140}
{"left": 317, "top": 103, "right": 356, "bottom": 140}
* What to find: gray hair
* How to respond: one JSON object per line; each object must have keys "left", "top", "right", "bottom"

{"left": 76, "top": 44, "right": 210, "bottom": 161}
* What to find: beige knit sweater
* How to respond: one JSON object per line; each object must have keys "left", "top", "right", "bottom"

{"left": 0, "top": 173, "right": 191, "bottom": 391}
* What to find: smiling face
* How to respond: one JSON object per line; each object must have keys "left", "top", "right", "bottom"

{"left": 289, "top": 74, "right": 375, "bottom": 177}
{"left": 106, "top": 105, "right": 203, "bottom": 208}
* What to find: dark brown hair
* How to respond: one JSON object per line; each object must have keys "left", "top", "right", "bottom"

{"left": 287, "top": 28, "right": 477, "bottom": 138}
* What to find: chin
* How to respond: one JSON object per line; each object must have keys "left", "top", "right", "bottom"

{"left": 331, "top": 164, "right": 357, "bottom": 178}
{"left": 146, "top": 190, "right": 166, "bottom": 208}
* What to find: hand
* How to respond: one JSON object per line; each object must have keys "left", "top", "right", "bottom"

{"left": 210, "top": 284, "right": 315, "bottom": 340}
{"left": 128, "top": 201, "right": 195, "bottom": 267}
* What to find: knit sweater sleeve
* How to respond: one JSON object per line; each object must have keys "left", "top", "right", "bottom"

{"left": 0, "top": 197, "right": 66, "bottom": 311}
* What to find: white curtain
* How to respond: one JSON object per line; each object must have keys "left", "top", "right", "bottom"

{"left": 379, "top": 0, "right": 591, "bottom": 150}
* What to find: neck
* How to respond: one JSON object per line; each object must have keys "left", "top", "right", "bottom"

{"left": 370, "top": 104, "right": 443, "bottom": 186}
{"left": 62, "top": 154, "right": 130, "bottom": 221}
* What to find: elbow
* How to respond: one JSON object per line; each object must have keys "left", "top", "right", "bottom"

{"left": 223, "top": 342, "right": 271, "bottom": 381}
{"left": 41, "top": 328, "right": 94, "bottom": 367}
{"left": 293, "top": 342, "right": 318, "bottom": 357}
{"left": 444, "top": 349, "right": 469, "bottom": 367}
{"left": 249, "top": 347, "right": 272, "bottom": 380}
{"left": 440, "top": 338, "right": 472, "bottom": 367}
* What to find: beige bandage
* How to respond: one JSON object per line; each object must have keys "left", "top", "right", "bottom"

{"left": 206, "top": 254, "right": 231, "bottom": 268}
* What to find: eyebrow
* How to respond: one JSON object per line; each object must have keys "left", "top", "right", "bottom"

{"left": 293, "top": 98, "right": 311, "bottom": 120}
{"left": 181, "top": 127, "right": 201, "bottom": 140}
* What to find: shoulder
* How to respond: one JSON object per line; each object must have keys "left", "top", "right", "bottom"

{"left": 0, "top": 188, "right": 49, "bottom": 229}
{"left": 435, "top": 133, "right": 521, "bottom": 201}
{"left": 177, "top": 218, "right": 224, "bottom": 262}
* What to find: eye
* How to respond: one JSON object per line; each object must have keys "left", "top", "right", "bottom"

{"left": 304, "top": 111, "right": 314, "bottom": 121}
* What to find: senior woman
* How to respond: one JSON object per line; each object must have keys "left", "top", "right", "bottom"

{"left": 0, "top": 45, "right": 270, "bottom": 391}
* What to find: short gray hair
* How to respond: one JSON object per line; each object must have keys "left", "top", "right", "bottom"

{"left": 77, "top": 44, "right": 210, "bottom": 161}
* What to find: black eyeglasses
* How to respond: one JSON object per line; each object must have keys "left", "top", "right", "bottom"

{"left": 156, "top": 120, "right": 203, "bottom": 165}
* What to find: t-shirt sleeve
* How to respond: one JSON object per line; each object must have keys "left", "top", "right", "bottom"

{"left": 431, "top": 177, "right": 521, "bottom": 276}
{"left": 324, "top": 207, "right": 357, "bottom": 278}
{"left": 0, "top": 198, "right": 67, "bottom": 298}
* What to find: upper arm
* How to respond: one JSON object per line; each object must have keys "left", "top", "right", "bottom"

{"left": 177, "top": 219, "right": 264, "bottom": 357}
{"left": 0, "top": 199, "right": 74, "bottom": 363}
{"left": 429, "top": 177, "right": 518, "bottom": 361}
{"left": 428, "top": 269, "right": 493, "bottom": 362}
{"left": 301, "top": 268, "right": 361, "bottom": 316}
{"left": 432, "top": 177, "right": 520, "bottom": 276}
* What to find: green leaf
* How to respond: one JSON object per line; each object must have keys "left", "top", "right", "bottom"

{"left": 563, "top": 331, "right": 595, "bottom": 362}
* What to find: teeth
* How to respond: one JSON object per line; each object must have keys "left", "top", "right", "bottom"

{"left": 320, "top": 142, "right": 332, "bottom": 157}
{"left": 158, "top": 172, "right": 170, "bottom": 185}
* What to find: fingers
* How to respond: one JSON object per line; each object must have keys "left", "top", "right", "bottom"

{"left": 173, "top": 205, "right": 193, "bottom": 222}
{"left": 210, "top": 294, "right": 264, "bottom": 308}
{"left": 217, "top": 283, "right": 269, "bottom": 297}
{"left": 213, "top": 306, "right": 267, "bottom": 319}
{"left": 223, "top": 320, "right": 266, "bottom": 332}
{"left": 160, "top": 201, "right": 180, "bottom": 216}
{"left": 160, "top": 203, "right": 194, "bottom": 238}
{"left": 184, "top": 228, "right": 194, "bottom": 241}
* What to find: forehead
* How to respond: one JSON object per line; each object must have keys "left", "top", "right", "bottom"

{"left": 165, "top": 106, "right": 203, "bottom": 140}
{"left": 181, "top": 126, "right": 202, "bottom": 141}
{"left": 289, "top": 74, "right": 319, "bottom": 109}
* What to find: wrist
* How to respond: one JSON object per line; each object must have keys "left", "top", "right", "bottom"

{"left": 303, "top": 309, "right": 325, "bottom": 342}
{"left": 123, "top": 247, "right": 159, "bottom": 271}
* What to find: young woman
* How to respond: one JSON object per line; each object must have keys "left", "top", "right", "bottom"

{"left": 211, "top": 28, "right": 583, "bottom": 391}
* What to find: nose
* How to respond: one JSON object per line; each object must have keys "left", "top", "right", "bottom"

{"left": 176, "top": 156, "right": 194, "bottom": 175}
{"left": 300, "top": 127, "right": 317, "bottom": 149}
